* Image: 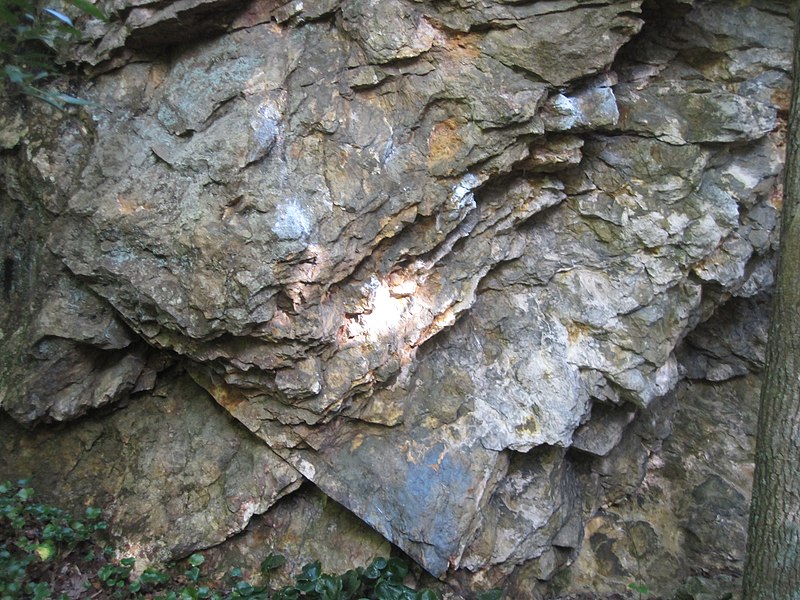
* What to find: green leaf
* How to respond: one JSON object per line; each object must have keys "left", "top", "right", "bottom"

{"left": 34, "top": 542, "right": 56, "bottom": 561}
{"left": 628, "top": 582, "right": 649, "bottom": 594}
{"left": 188, "top": 553, "right": 205, "bottom": 567}
{"left": 364, "top": 558, "right": 386, "bottom": 579}
{"left": 98, "top": 565, "right": 113, "bottom": 582}
{"left": 340, "top": 569, "right": 361, "bottom": 596}
{"left": 415, "top": 590, "right": 440, "bottom": 600}
{"left": 383, "top": 558, "right": 408, "bottom": 583}
{"left": 274, "top": 588, "right": 300, "bottom": 600}
{"left": 293, "top": 578, "right": 315, "bottom": 594}
{"left": 314, "top": 574, "right": 342, "bottom": 598}
{"left": 373, "top": 580, "right": 411, "bottom": 600}
{"left": 476, "top": 589, "right": 503, "bottom": 600}
{"left": 233, "top": 580, "right": 254, "bottom": 594}
{"left": 300, "top": 561, "right": 321, "bottom": 581}
{"left": 180, "top": 587, "right": 199, "bottom": 600}
{"left": 139, "top": 567, "right": 170, "bottom": 586}
{"left": 26, "top": 581, "right": 52, "bottom": 600}
{"left": 260, "top": 552, "right": 286, "bottom": 572}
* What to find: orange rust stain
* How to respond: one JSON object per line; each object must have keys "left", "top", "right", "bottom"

{"left": 772, "top": 88, "right": 791, "bottom": 114}
{"left": 401, "top": 440, "right": 417, "bottom": 464}
{"left": 446, "top": 32, "right": 482, "bottom": 60}
{"left": 116, "top": 196, "right": 134, "bottom": 215}
{"left": 115, "top": 195, "right": 148, "bottom": 215}
{"left": 567, "top": 321, "right": 590, "bottom": 344}
{"left": 427, "top": 447, "right": 446, "bottom": 474}
{"left": 770, "top": 182, "right": 784, "bottom": 211}
{"left": 427, "top": 118, "right": 463, "bottom": 165}
{"left": 350, "top": 434, "right": 365, "bottom": 452}
{"left": 208, "top": 381, "right": 248, "bottom": 412}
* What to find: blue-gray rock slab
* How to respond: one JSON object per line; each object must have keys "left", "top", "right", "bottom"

{"left": 273, "top": 422, "right": 509, "bottom": 578}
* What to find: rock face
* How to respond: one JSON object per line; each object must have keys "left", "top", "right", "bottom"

{"left": 0, "top": 0, "right": 792, "bottom": 596}
{"left": 0, "top": 371, "right": 301, "bottom": 561}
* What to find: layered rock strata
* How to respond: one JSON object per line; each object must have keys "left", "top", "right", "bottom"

{"left": 0, "top": 0, "right": 792, "bottom": 596}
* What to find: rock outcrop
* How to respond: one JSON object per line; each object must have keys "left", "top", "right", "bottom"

{"left": 0, "top": 0, "right": 792, "bottom": 596}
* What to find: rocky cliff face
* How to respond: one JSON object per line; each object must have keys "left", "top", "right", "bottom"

{"left": 0, "top": 0, "right": 792, "bottom": 597}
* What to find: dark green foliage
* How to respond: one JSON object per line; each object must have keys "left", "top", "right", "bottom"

{"left": 0, "top": 480, "right": 444, "bottom": 600}
{"left": 0, "top": 0, "right": 105, "bottom": 108}
{"left": 269, "top": 556, "right": 439, "bottom": 600}
{"left": 261, "top": 554, "right": 286, "bottom": 573}
{"left": 628, "top": 581, "right": 649, "bottom": 597}
{"left": 0, "top": 479, "right": 108, "bottom": 599}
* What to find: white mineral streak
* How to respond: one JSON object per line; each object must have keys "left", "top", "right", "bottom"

{"left": 272, "top": 199, "right": 312, "bottom": 242}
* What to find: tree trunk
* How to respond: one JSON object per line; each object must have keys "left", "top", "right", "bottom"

{"left": 742, "top": 9, "right": 800, "bottom": 600}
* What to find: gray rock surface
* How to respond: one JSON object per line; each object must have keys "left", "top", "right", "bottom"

{"left": 0, "top": 0, "right": 793, "bottom": 595}
{"left": 0, "top": 156, "right": 160, "bottom": 423}
{"left": 562, "top": 371, "right": 760, "bottom": 597}
{"left": 0, "top": 371, "right": 301, "bottom": 562}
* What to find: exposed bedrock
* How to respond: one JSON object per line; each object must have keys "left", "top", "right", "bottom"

{"left": 0, "top": 0, "right": 792, "bottom": 596}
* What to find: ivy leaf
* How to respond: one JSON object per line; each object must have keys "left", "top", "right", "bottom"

{"left": 383, "top": 558, "right": 408, "bottom": 583}
{"left": 260, "top": 552, "right": 286, "bottom": 573}
{"left": 85, "top": 506, "right": 102, "bottom": 520}
{"left": 188, "top": 553, "right": 205, "bottom": 567}
{"left": 15, "top": 486, "right": 33, "bottom": 501}
{"left": 374, "top": 580, "right": 411, "bottom": 600}
{"left": 340, "top": 569, "right": 361, "bottom": 596}
{"left": 314, "top": 574, "right": 342, "bottom": 599}
{"left": 34, "top": 542, "right": 56, "bottom": 561}
{"left": 300, "top": 561, "right": 321, "bottom": 581}
{"left": 364, "top": 557, "right": 388, "bottom": 580}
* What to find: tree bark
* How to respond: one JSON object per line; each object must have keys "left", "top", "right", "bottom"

{"left": 742, "top": 9, "right": 800, "bottom": 600}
